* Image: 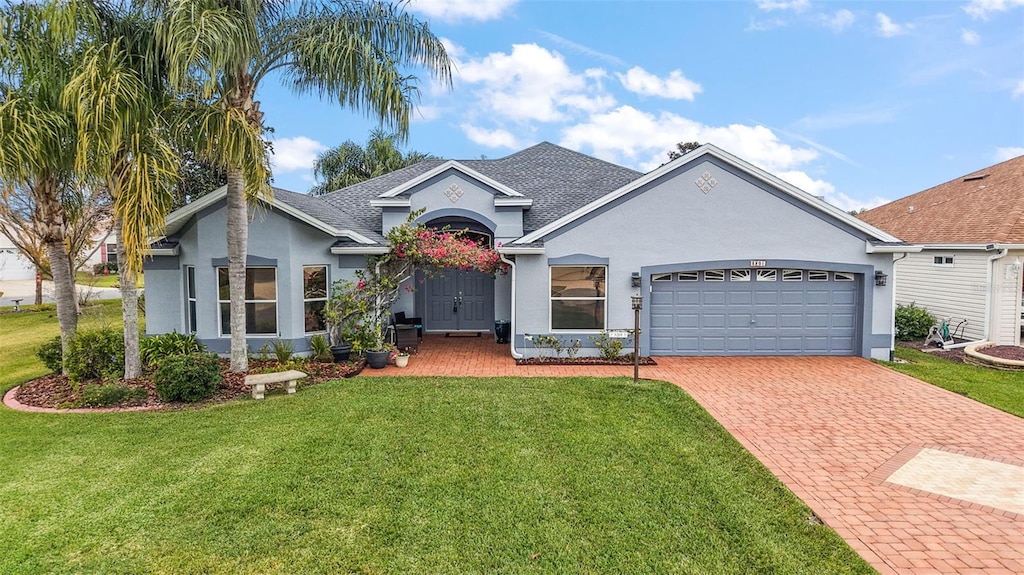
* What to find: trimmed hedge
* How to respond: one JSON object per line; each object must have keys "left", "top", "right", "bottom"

{"left": 895, "top": 302, "right": 935, "bottom": 341}
{"left": 153, "top": 352, "right": 222, "bottom": 403}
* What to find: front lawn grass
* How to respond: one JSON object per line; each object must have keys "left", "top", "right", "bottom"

{"left": 0, "top": 299, "right": 124, "bottom": 393}
{"left": 0, "top": 373, "right": 873, "bottom": 574}
{"left": 75, "top": 270, "right": 143, "bottom": 289}
{"left": 889, "top": 346, "right": 1024, "bottom": 418}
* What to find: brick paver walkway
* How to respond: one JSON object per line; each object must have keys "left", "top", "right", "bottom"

{"left": 366, "top": 335, "right": 1024, "bottom": 574}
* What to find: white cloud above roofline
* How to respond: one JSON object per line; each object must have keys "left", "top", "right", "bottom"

{"left": 406, "top": 0, "right": 517, "bottom": 23}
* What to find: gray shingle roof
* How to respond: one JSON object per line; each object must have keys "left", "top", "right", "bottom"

{"left": 271, "top": 187, "right": 385, "bottom": 242}
{"left": 318, "top": 142, "right": 642, "bottom": 237}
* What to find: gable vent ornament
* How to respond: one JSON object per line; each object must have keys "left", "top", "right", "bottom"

{"left": 444, "top": 183, "right": 464, "bottom": 203}
{"left": 695, "top": 171, "right": 717, "bottom": 194}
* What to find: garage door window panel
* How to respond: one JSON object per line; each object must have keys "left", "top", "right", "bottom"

{"left": 550, "top": 266, "right": 606, "bottom": 330}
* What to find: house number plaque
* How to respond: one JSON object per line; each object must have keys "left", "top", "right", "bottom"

{"left": 749, "top": 260, "right": 767, "bottom": 267}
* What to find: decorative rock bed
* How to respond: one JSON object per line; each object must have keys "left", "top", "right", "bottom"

{"left": 964, "top": 342, "right": 1024, "bottom": 371}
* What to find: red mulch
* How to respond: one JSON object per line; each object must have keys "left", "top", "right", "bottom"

{"left": 516, "top": 356, "right": 656, "bottom": 366}
{"left": 14, "top": 358, "right": 364, "bottom": 411}
{"left": 974, "top": 345, "right": 1024, "bottom": 362}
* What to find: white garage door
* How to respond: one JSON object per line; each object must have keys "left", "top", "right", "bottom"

{"left": 649, "top": 268, "right": 860, "bottom": 355}
{"left": 0, "top": 248, "right": 35, "bottom": 280}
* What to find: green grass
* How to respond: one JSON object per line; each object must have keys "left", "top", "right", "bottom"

{"left": 75, "top": 271, "right": 143, "bottom": 289}
{"left": 0, "top": 300, "right": 125, "bottom": 393}
{"left": 889, "top": 347, "right": 1024, "bottom": 418}
{"left": 0, "top": 307, "right": 873, "bottom": 574}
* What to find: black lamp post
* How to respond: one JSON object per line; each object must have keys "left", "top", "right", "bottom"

{"left": 631, "top": 295, "right": 643, "bottom": 383}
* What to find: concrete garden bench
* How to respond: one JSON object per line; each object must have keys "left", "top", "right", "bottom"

{"left": 244, "top": 370, "right": 307, "bottom": 400}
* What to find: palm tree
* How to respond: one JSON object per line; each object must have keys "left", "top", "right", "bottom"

{"left": 0, "top": 1, "right": 91, "bottom": 360}
{"left": 310, "top": 128, "right": 437, "bottom": 195}
{"left": 64, "top": 4, "right": 179, "bottom": 379}
{"left": 155, "top": 0, "right": 451, "bottom": 371}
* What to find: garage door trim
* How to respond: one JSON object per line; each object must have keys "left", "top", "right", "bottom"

{"left": 638, "top": 259, "right": 876, "bottom": 358}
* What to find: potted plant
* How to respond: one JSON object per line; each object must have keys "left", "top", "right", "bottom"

{"left": 395, "top": 350, "right": 410, "bottom": 368}
{"left": 322, "top": 279, "right": 367, "bottom": 363}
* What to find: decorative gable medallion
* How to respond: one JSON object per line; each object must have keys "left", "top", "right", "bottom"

{"left": 695, "top": 171, "right": 717, "bottom": 194}
{"left": 444, "top": 183, "right": 464, "bottom": 203}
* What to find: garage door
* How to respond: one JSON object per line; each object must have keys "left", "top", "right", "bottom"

{"left": 0, "top": 248, "right": 35, "bottom": 280}
{"left": 649, "top": 268, "right": 859, "bottom": 355}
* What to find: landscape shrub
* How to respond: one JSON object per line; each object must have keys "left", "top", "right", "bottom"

{"left": 271, "top": 339, "right": 294, "bottom": 363}
{"left": 308, "top": 334, "right": 332, "bottom": 362}
{"left": 79, "top": 383, "right": 147, "bottom": 408}
{"left": 590, "top": 331, "right": 626, "bottom": 360}
{"left": 65, "top": 328, "right": 125, "bottom": 382}
{"left": 895, "top": 302, "right": 935, "bottom": 341}
{"left": 139, "top": 332, "right": 205, "bottom": 368}
{"left": 36, "top": 336, "right": 63, "bottom": 373}
{"left": 153, "top": 352, "right": 222, "bottom": 403}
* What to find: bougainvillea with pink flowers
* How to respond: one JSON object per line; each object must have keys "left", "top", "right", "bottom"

{"left": 324, "top": 210, "right": 508, "bottom": 352}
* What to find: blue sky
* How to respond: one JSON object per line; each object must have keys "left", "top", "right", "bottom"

{"left": 260, "top": 0, "right": 1024, "bottom": 211}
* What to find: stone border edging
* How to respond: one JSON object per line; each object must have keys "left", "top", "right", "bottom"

{"left": 2, "top": 386, "right": 162, "bottom": 414}
{"left": 964, "top": 342, "right": 1024, "bottom": 370}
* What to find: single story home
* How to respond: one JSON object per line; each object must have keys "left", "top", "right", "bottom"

{"left": 144, "top": 142, "right": 904, "bottom": 360}
{"left": 859, "top": 154, "right": 1024, "bottom": 346}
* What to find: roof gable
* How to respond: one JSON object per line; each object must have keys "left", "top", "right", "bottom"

{"left": 376, "top": 161, "right": 524, "bottom": 198}
{"left": 858, "top": 154, "right": 1024, "bottom": 244}
{"left": 515, "top": 144, "right": 900, "bottom": 245}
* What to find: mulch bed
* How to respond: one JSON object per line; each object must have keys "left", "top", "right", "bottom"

{"left": 13, "top": 358, "right": 364, "bottom": 411}
{"left": 972, "top": 345, "right": 1024, "bottom": 362}
{"left": 516, "top": 356, "right": 657, "bottom": 366}
{"left": 897, "top": 341, "right": 967, "bottom": 364}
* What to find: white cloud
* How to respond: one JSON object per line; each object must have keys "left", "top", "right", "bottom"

{"left": 875, "top": 13, "right": 910, "bottom": 37}
{"left": 413, "top": 105, "right": 442, "bottom": 122}
{"left": 756, "top": 0, "right": 810, "bottom": 12}
{"left": 963, "top": 0, "right": 1024, "bottom": 19}
{"left": 995, "top": 146, "right": 1024, "bottom": 161}
{"left": 794, "top": 107, "right": 900, "bottom": 131}
{"left": 269, "top": 136, "right": 326, "bottom": 173}
{"left": 559, "top": 105, "right": 818, "bottom": 174}
{"left": 454, "top": 43, "right": 612, "bottom": 122}
{"left": 460, "top": 124, "right": 520, "bottom": 149}
{"left": 534, "top": 30, "right": 625, "bottom": 67}
{"left": 1013, "top": 79, "right": 1024, "bottom": 98}
{"left": 407, "top": 0, "right": 517, "bottom": 23}
{"left": 821, "top": 9, "right": 855, "bottom": 32}
{"left": 961, "top": 29, "right": 981, "bottom": 44}
{"left": 617, "top": 67, "right": 703, "bottom": 101}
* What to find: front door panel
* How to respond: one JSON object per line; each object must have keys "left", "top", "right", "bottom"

{"left": 423, "top": 269, "right": 494, "bottom": 332}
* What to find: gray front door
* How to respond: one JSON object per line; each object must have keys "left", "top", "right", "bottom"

{"left": 423, "top": 269, "right": 494, "bottom": 333}
{"left": 649, "top": 268, "right": 860, "bottom": 355}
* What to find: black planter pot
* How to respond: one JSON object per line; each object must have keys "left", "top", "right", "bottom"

{"left": 330, "top": 344, "right": 352, "bottom": 363}
{"left": 365, "top": 350, "right": 390, "bottom": 369}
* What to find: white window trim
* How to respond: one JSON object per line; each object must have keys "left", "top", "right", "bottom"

{"left": 302, "top": 265, "right": 329, "bottom": 335}
{"left": 677, "top": 271, "right": 699, "bottom": 282}
{"left": 756, "top": 269, "right": 777, "bottom": 282}
{"left": 834, "top": 272, "right": 855, "bottom": 282}
{"left": 704, "top": 270, "right": 725, "bottom": 282}
{"left": 782, "top": 269, "right": 803, "bottom": 282}
{"left": 184, "top": 266, "right": 197, "bottom": 334}
{"left": 731, "top": 269, "right": 751, "bottom": 282}
{"left": 651, "top": 273, "right": 673, "bottom": 282}
{"left": 549, "top": 265, "right": 607, "bottom": 332}
{"left": 808, "top": 270, "right": 829, "bottom": 282}
{"left": 216, "top": 266, "right": 278, "bottom": 338}
{"left": 933, "top": 255, "right": 955, "bottom": 267}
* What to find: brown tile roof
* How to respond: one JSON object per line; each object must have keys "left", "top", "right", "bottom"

{"left": 858, "top": 154, "right": 1024, "bottom": 244}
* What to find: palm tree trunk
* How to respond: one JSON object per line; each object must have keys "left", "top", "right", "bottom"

{"left": 226, "top": 165, "right": 248, "bottom": 372}
{"left": 115, "top": 216, "right": 141, "bottom": 379}
{"left": 37, "top": 181, "right": 78, "bottom": 367}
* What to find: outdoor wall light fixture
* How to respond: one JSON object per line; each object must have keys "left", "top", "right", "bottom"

{"left": 631, "top": 272, "right": 641, "bottom": 288}
{"left": 874, "top": 271, "right": 888, "bottom": 287}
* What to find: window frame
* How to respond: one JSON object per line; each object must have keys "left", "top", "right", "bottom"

{"left": 932, "top": 255, "right": 954, "bottom": 267}
{"left": 834, "top": 272, "right": 855, "bottom": 282}
{"left": 216, "top": 266, "right": 278, "bottom": 337}
{"left": 549, "top": 265, "right": 607, "bottom": 332}
{"left": 184, "top": 265, "right": 197, "bottom": 334}
{"left": 730, "top": 269, "right": 751, "bottom": 282}
{"left": 808, "top": 270, "right": 829, "bottom": 282}
{"left": 302, "top": 265, "right": 329, "bottom": 334}
{"left": 756, "top": 269, "right": 777, "bottom": 282}
{"left": 651, "top": 273, "right": 673, "bottom": 282}
{"left": 782, "top": 269, "right": 803, "bottom": 282}
{"left": 677, "top": 271, "right": 699, "bottom": 282}
{"left": 704, "top": 269, "right": 725, "bottom": 282}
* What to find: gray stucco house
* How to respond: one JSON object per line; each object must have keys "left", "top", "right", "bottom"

{"left": 144, "top": 143, "right": 905, "bottom": 360}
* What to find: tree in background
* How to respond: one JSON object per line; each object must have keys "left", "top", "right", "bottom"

{"left": 0, "top": 184, "right": 112, "bottom": 305}
{"left": 310, "top": 128, "right": 436, "bottom": 195}
{"left": 667, "top": 141, "right": 702, "bottom": 161}
{"left": 156, "top": 0, "right": 452, "bottom": 371}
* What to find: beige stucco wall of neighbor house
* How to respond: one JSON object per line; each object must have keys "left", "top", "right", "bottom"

{"left": 894, "top": 250, "right": 990, "bottom": 342}
{"left": 989, "top": 251, "right": 1023, "bottom": 346}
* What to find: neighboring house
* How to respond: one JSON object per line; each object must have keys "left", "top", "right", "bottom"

{"left": 859, "top": 154, "right": 1024, "bottom": 346}
{"left": 144, "top": 143, "right": 902, "bottom": 360}
{"left": 0, "top": 227, "right": 35, "bottom": 281}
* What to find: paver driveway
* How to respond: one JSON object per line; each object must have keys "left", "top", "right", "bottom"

{"left": 367, "top": 337, "right": 1024, "bottom": 574}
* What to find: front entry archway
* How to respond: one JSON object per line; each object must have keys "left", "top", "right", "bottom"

{"left": 416, "top": 216, "right": 495, "bottom": 334}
